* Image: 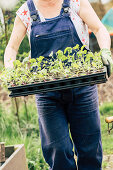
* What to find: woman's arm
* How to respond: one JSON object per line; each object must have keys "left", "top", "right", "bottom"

{"left": 79, "top": 0, "right": 111, "bottom": 49}
{"left": 4, "top": 15, "right": 27, "bottom": 68}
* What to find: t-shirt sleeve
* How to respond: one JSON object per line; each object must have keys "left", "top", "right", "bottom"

{"left": 16, "top": 2, "right": 31, "bottom": 29}
{"left": 71, "top": 0, "right": 80, "bottom": 15}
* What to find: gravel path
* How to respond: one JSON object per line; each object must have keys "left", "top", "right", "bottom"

{"left": 103, "top": 154, "right": 113, "bottom": 170}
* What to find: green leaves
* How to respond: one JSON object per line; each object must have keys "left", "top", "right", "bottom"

{"left": 73, "top": 44, "right": 79, "bottom": 51}
{"left": 13, "top": 60, "right": 22, "bottom": 68}
{"left": 37, "top": 56, "right": 44, "bottom": 62}
{"left": 64, "top": 47, "right": 72, "bottom": 55}
{"left": 0, "top": 45, "right": 104, "bottom": 88}
{"left": 30, "top": 58, "right": 36, "bottom": 63}
{"left": 81, "top": 45, "right": 86, "bottom": 51}
{"left": 56, "top": 50, "right": 63, "bottom": 58}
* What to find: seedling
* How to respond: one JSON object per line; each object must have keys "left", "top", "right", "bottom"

{"left": 0, "top": 45, "right": 104, "bottom": 88}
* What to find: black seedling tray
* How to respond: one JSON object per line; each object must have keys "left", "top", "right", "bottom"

{"left": 8, "top": 67, "right": 107, "bottom": 97}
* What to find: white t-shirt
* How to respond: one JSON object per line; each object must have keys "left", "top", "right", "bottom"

{"left": 16, "top": 0, "right": 89, "bottom": 49}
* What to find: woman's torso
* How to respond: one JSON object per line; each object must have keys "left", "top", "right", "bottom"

{"left": 16, "top": 0, "right": 89, "bottom": 49}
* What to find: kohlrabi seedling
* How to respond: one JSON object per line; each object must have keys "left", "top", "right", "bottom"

{"left": 0, "top": 45, "right": 104, "bottom": 88}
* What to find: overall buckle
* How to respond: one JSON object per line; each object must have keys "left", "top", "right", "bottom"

{"left": 62, "top": 3, "right": 70, "bottom": 13}
{"left": 30, "top": 10, "right": 40, "bottom": 22}
{"left": 63, "top": 6, "right": 70, "bottom": 13}
{"left": 31, "top": 14, "right": 38, "bottom": 21}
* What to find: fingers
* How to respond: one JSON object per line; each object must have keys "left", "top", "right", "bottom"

{"left": 109, "top": 57, "right": 113, "bottom": 65}
{"left": 101, "top": 56, "right": 109, "bottom": 66}
{"left": 106, "top": 61, "right": 111, "bottom": 78}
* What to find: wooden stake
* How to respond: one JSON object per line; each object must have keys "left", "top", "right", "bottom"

{"left": 14, "top": 97, "right": 20, "bottom": 128}
{"left": 0, "top": 143, "right": 5, "bottom": 164}
{"left": 24, "top": 97, "right": 29, "bottom": 123}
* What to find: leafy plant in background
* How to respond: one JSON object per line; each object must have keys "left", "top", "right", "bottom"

{"left": 0, "top": 45, "right": 104, "bottom": 88}
{"left": 0, "top": 0, "right": 30, "bottom": 64}
{"left": 0, "top": 98, "right": 49, "bottom": 170}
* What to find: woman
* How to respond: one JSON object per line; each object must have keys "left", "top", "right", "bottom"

{"left": 4, "top": 0, "right": 113, "bottom": 169}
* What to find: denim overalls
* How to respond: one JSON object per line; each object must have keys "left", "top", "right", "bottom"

{"left": 27, "top": 0, "right": 103, "bottom": 169}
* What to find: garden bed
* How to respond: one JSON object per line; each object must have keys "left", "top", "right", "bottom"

{"left": 8, "top": 67, "right": 107, "bottom": 97}
{"left": 0, "top": 144, "right": 28, "bottom": 170}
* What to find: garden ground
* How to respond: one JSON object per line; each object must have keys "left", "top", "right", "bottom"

{"left": 103, "top": 154, "right": 113, "bottom": 169}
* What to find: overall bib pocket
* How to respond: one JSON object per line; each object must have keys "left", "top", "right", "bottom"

{"left": 34, "top": 29, "right": 75, "bottom": 57}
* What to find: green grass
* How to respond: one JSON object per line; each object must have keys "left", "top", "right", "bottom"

{"left": 99, "top": 103, "right": 113, "bottom": 155}
{"left": 0, "top": 97, "right": 49, "bottom": 170}
{"left": 0, "top": 60, "right": 3, "bottom": 72}
{"left": 102, "top": 161, "right": 108, "bottom": 170}
{"left": 0, "top": 96, "right": 113, "bottom": 169}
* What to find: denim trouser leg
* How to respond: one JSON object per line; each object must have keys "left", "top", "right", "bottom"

{"left": 66, "top": 85, "right": 103, "bottom": 170}
{"left": 35, "top": 85, "right": 103, "bottom": 170}
{"left": 36, "top": 92, "right": 77, "bottom": 170}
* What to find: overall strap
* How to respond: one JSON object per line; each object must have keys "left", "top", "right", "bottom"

{"left": 27, "top": 0, "right": 41, "bottom": 22}
{"left": 62, "top": 0, "right": 70, "bottom": 14}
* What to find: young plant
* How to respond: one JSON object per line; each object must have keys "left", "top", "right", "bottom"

{"left": 0, "top": 45, "right": 104, "bottom": 88}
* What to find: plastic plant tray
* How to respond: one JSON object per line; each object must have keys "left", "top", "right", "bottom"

{"left": 8, "top": 67, "right": 107, "bottom": 97}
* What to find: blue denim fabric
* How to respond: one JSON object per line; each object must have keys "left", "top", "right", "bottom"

{"left": 35, "top": 85, "right": 102, "bottom": 170}
{"left": 27, "top": 0, "right": 103, "bottom": 169}
{"left": 27, "top": 0, "right": 84, "bottom": 59}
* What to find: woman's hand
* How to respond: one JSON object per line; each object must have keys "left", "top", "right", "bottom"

{"left": 4, "top": 15, "right": 27, "bottom": 68}
{"left": 101, "top": 48, "right": 113, "bottom": 77}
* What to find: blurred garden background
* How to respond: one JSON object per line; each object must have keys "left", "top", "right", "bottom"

{"left": 0, "top": 0, "right": 113, "bottom": 169}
